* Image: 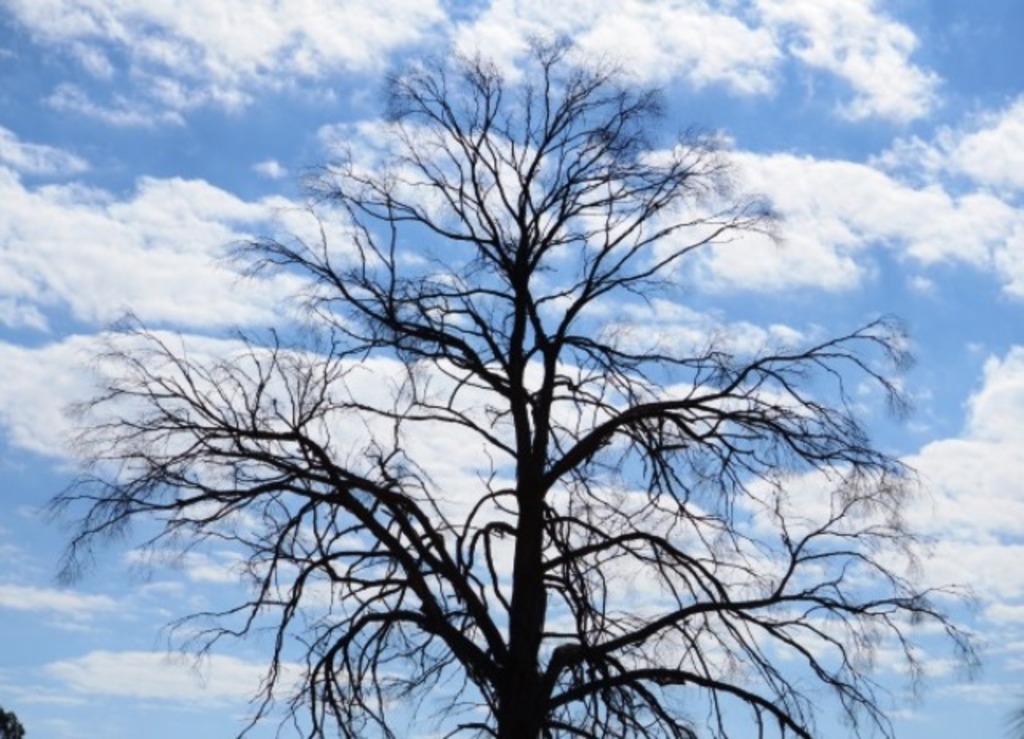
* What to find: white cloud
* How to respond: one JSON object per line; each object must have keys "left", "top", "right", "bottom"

{"left": 606, "top": 298, "right": 806, "bottom": 356}
{"left": 962, "top": 349, "right": 1024, "bottom": 443}
{"left": 253, "top": 159, "right": 286, "bottom": 179}
{"left": 452, "top": 0, "right": 938, "bottom": 123}
{"left": 0, "top": 167, "right": 308, "bottom": 330}
{"left": 46, "top": 83, "right": 185, "bottom": 128}
{"left": 7, "top": 0, "right": 447, "bottom": 121}
{"left": 124, "top": 549, "right": 246, "bottom": 585}
{"left": 68, "top": 40, "right": 114, "bottom": 79}
{"left": 881, "top": 96, "right": 1024, "bottom": 194}
{"left": 907, "top": 275, "right": 936, "bottom": 295}
{"left": 0, "top": 335, "right": 99, "bottom": 455}
{"left": 906, "top": 348, "right": 1024, "bottom": 604}
{"left": 44, "top": 650, "right": 293, "bottom": 705}
{"left": 755, "top": 0, "right": 939, "bottom": 122}
{"left": 4, "top": 2, "right": 943, "bottom": 127}
{"left": 0, "top": 127, "right": 88, "bottom": 176}
{"left": 0, "top": 330, "right": 508, "bottom": 516}
{"left": 951, "top": 99, "right": 1024, "bottom": 191}
{"left": 698, "top": 151, "right": 1024, "bottom": 295}
{"left": 0, "top": 298, "right": 47, "bottom": 330}
{"left": 940, "top": 681, "right": 1023, "bottom": 707}
{"left": 453, "top": 0, "right": 779, "bottom": 92}
{"left": 0, "top": 584, "right": 117, "bottom": 616}
{"left": 0, "top": 331, "right": 311, "bottom": 458}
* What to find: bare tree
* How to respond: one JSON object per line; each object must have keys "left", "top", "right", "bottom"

{"left": 56, "top": 42, "right": 971, "bottom": 739}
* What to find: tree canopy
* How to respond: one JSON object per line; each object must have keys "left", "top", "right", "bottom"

{"left": 56, "top": 41, "right": 971, "bottom": 739}
{"left": 0, "top": 706, "right": 25, "bottom": 739}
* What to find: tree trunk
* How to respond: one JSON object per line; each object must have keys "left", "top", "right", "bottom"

{"left": 497, "top": 489, "right": 547, "bottom": 739}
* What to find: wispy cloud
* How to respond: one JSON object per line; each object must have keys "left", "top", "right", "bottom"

{"left": 46, "top": 83, "right": 185, "bottom": 128}
{"left": 0, "top": 584, "right": 117, "bottom": 616}
{"left": 44, "top": 650, "right": 298, "bottom": 705}
{"left": 0, "top": 127, "right": 88, "bottom": 176}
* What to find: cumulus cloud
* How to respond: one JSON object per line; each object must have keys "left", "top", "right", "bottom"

{"left": 452, "top": 0, "right": 779, "bottom": 92}
{"left": 911, "top": 347, "right": 1024, "bottom": 537}
{"left": 0, "top": 164, "right": 309, "bottom": 331}
{"left": 696, "top": 150, "right": 1024, "bottom": 296}
{"left": 452, "top": 0, "right": 937, "bottom": 122}
{"left": 880, "top": 96, "right": 1024, "bottom": 194}
{"left": 895, "top": 347, "right": 1024, "bottom": 636}
{"left": 951, "top": 99, "right": 1024, "bottom": 191}
{"left": 0, "top": 336, "right": 102, "bottom": 455}
{"left": 6, "top": 0, "right": 446, "bottom": 122}
{"left": 3, "top": 2, "right": 941, "bottom": 126}
{"left": 755, "top": 0, "right": 939, "bottom": 122}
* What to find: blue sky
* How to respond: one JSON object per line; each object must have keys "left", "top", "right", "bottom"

{"left": 0, "top": 1, "right": 1022, "bottom": 737}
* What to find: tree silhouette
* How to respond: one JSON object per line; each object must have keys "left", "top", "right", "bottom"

{"left": 0, "top": 706, "right": 25, "bottom": 739}
{"left": 56, "top": 42, "right": 971, "bottom": 739}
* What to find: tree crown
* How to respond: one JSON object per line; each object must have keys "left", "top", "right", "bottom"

{"left": 56, "top": 42, "right": 972, "bottom": 739}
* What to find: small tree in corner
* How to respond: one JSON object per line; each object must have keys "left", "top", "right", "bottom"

{"left": 56, "top": 41, "right": 971, "bottom": 739}
{"left": 0, "top": 706, "right": 25, "bottom": 739}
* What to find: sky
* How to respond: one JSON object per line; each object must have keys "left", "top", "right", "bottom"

{"left": 0, "top": 1, "right": 1022, "bottom": 737}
